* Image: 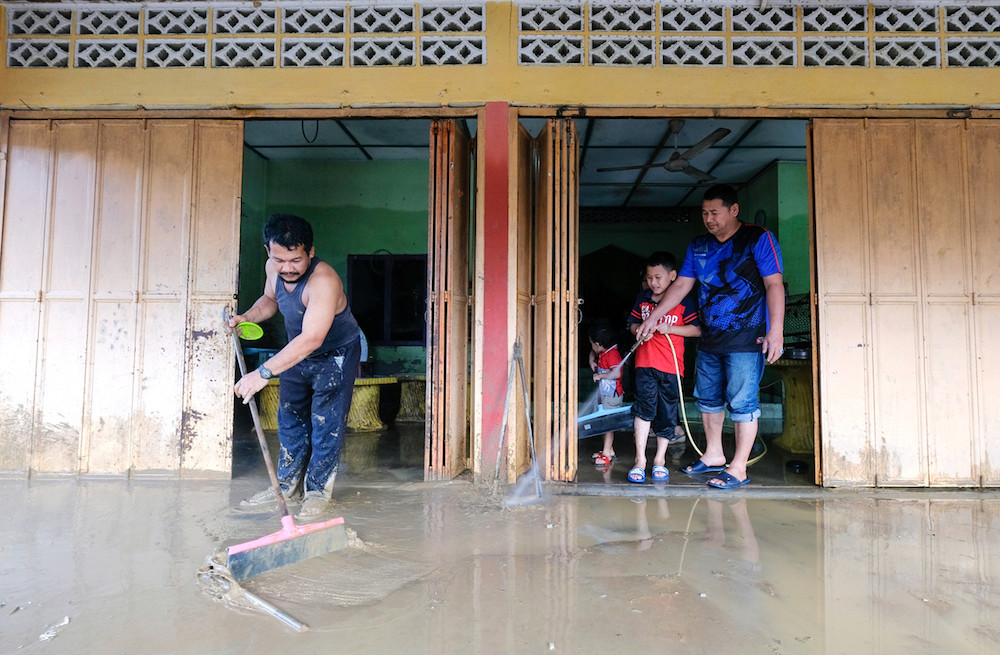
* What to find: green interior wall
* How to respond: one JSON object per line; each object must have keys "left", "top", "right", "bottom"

{"left": 237, "top": 148, "right": 287, "bottom": 344}
{"left": 776, "top": 164, "right": 810, "bottom": 296}
{"left": 738, "top": 162, "right": 810, "bottom": 296}
{"left": 238, "top": 155, "right": 430, "bottom": 376}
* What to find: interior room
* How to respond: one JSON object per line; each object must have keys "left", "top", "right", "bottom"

{"left": 555, "top": 117, "right": 812, "bottom": 487}
{"left": 234, "top": 115, "right": 811, "bottom": 487}
{"left": 235, "top": 117, "right": 439, "bottom": 483}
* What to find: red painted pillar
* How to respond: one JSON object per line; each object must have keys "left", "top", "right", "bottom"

{"left": 480, "top": 102, "right": 510, "bottom": 479}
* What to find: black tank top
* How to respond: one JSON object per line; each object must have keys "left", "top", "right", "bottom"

{"left": 275, "top": 257, "right": 360, "bottom": 354}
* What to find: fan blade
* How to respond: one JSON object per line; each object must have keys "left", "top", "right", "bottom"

{"left": 676, "top": 128, "right": 731, "bottom": 162}
{"left": 596, "top": 161, "right": 670, "bottom": 173}
{"left": 680, "top": 165, "right": 716, "bottom": 182}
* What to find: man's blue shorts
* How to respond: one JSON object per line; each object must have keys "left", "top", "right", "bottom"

{"left": 693, "top": 350, "right": 764, "bottom": 422}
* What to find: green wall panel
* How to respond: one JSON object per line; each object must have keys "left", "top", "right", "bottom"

{"left": 238, "top": 157, "right": 430, "bottom": 376}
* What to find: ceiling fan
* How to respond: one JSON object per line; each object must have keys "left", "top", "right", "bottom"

{"left": 597, "top": 119, "right": 731, "bottom": 182}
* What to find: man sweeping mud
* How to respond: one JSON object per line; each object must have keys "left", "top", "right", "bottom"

{"left": 229, "top": 214, "right": 361, "bottom": 520}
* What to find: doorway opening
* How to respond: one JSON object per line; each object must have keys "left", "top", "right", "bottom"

{"left": 520, "top": 116, "right": 815, "bottom": 487}
{"left": 232, "top": 117, "right": 476, "bottom": 485}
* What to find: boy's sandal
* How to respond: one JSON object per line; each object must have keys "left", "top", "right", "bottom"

{"left": 651, "top": 465, "right": 669, "bottom": 482}
{"left": 593, "top": 453, "right": 612, "bottom": 467}
{"left": 627, "top": 467, "right": 646, "bottom": 484}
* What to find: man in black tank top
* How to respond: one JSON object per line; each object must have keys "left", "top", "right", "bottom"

{"left": 229, "top": 214, "right": 361, "bottom": 520}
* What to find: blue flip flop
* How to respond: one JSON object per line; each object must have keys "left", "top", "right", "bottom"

{"left": 707, "top": 471, "right": 750, "bottom": 490}
{"left": 651, "top": 465, "right": 669, "bottom": 483}
{"left": 680, "top": 459, "right": 727, "bottom": 475}
{"left": 627, "top": 467, "right": 646, "bottom": 484}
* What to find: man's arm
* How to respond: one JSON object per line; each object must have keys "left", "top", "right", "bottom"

{"left": 227, "top": 263, "right": 279, "bottom": 331}
{"left": 635, "top": 276, "right": 696, "bottom": 340}
{"left": 761, "top": 272, "right": 785, "bottom": 364}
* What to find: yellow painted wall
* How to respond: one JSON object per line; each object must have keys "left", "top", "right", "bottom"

{"left": 3, "top": 3, "right": 1000, "bottom": 111}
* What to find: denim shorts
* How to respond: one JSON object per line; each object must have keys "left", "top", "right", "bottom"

{"left": 693, "top": 350, "right": 765, "bottom": 422}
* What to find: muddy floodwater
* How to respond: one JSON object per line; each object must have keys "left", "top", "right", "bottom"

{"left": 1, "top": 476, "right": 998, "bottom": 654}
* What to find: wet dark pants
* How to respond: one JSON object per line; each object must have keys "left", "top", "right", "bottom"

{"left": 276, "top": 338, "right": 361, "bottom": 497}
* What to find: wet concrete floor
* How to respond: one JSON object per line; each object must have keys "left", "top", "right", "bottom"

{"left": 2, "top": 468, "right": 999, "bottom": 653}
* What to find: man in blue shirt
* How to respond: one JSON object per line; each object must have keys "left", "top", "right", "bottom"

{"left": 637, "top": 184, "right": 784, "bottom": 489}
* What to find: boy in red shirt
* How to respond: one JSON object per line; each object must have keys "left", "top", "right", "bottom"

{"left": 626, "top": 251, "right": 701, "bottom": 483}
{"left": 589, "top": 320, "right": 625, "bottom": 468}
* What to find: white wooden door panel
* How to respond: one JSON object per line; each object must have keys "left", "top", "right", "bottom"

{"left": 85, "top": 121, "right": 144, "bottom": 473}
{"left": 916, "top": 122, "right": 971, "bottom": 298}
{"left": 818, "top": 301, "right": 872, "bottom": 485}
{"left": 867, "top": 121, "right": 919, "bottom": 298}
{"left": 976, "top": 302, "right": 1000, "bottom": 485}
{"left": 0, "top": 120, "right": 50, "bottom": 473}
{"left": 182, "top": 121, "right": 242, "bottom": 476}
{"left": 132, "top": 121, "right": 194, "bottom": 472}
{"left": 967, "top": 123, "right": 1000, "bottom": 297}
{"left": 813, "top": 121, "right": 868, "bottom": 297}
{"left": 924, "top": 301, "right": 977, "bottom": 485}
{"left": 33, "top": 121, "right": 98, "bottom": 473}
{"left": 871, "top": 302, "right": 924, "bottom": 485}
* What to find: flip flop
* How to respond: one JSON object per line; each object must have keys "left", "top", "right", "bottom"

{"left": 627, "top": 467, "right": 646, "bottom": 484}
{"left": 707, "top": 471, "right": 751, "bottom": 490}
{"left": 651, "top": 465, "right": 669, "bottom": 483}
{"left": 680, "top": 459, "right": 727, "bottom": 475}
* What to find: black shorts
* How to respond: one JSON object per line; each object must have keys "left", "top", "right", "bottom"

{"left": 631, "top": 367, "right": 680, "bottom": 436}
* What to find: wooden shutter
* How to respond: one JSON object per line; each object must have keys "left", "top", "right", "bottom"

{"left": 426, "top": 120, "right": 472, "bottom": 480}
{"left": 532, "top": 119, "right": 579, "bottom": 482}
{"left": 813, "top": 118, "right": 999, "bottom": 486}
{"left": 0, "top": 119, "right": 242, "bottom": 476}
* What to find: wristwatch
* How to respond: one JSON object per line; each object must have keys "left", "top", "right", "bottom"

{"left": 257, "top": 364, "right": 274, "bottom": 380}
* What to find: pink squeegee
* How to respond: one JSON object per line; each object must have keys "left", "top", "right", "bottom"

{"left": 226, "top": 513, "right": 347, "bottom": 581}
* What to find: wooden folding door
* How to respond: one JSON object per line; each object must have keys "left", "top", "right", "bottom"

{"left": 426, "top": 119, "right": 473, "bottom": 480}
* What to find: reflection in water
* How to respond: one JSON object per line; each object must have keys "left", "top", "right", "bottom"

{"left": 702, "top": 498, "right": 759, "bottom": 569}
{"left": 1, "top": 479, "right": 998, "bottom": 654}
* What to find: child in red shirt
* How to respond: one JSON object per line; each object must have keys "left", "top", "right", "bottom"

{"left": 589, "top": 320, "right": 624, "bottom": 468}
{"left": 626, "top": 251, "right": 701, "bottom": 483}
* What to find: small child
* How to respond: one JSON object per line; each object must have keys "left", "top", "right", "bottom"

{"left": 588, "top": 320, "right": 624, "bottom": 468}
{"left": 626, "top": 251, "right": 701, "bottom": 484}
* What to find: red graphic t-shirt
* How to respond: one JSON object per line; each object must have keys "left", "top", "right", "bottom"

{"left": 596, "top": 345, "right": 624, "bottom": 397}
{"left": 627, "top": 291, "right": 700, "bottom": 376}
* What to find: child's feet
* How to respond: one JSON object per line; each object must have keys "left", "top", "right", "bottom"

{"left": 592, "top": 452, "right": 616, "bottom": 466}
